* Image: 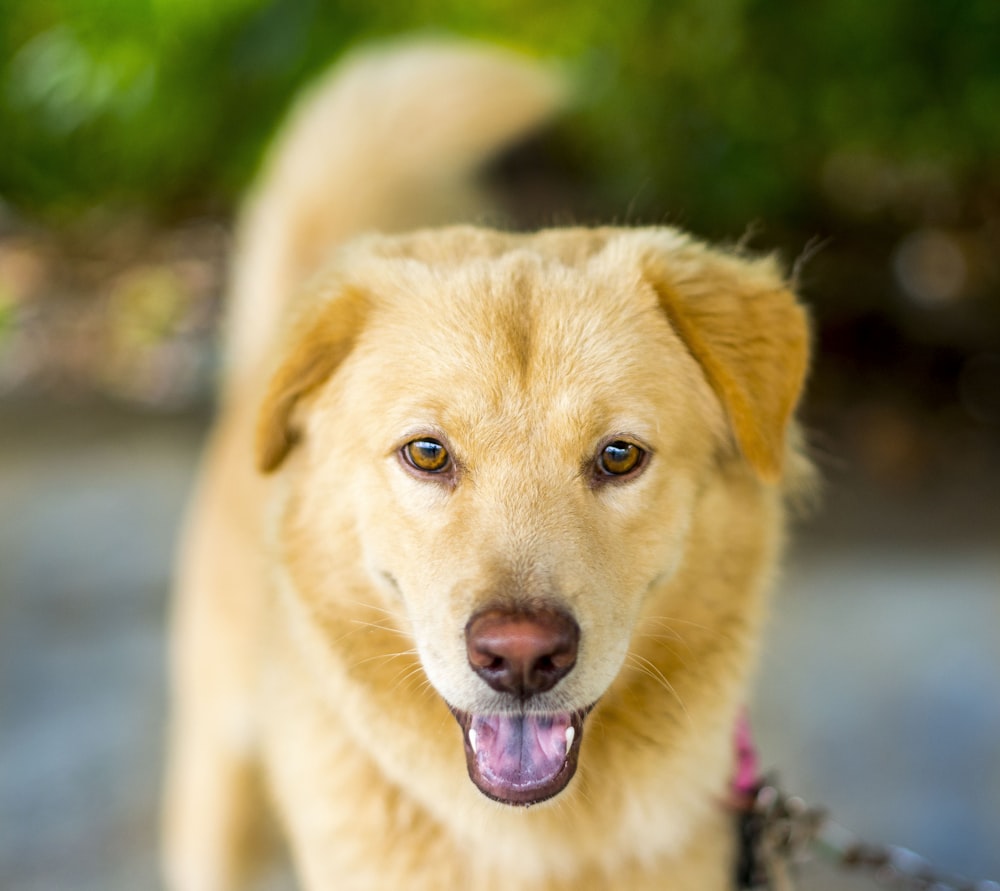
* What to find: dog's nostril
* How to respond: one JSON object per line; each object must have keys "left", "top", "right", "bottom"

{"left": 465, "top": 607, "right": 579, "bottom": 697}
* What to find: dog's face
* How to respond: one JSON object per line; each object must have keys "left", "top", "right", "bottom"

{"left": 257, "top": 227, "right": 808, "bottom": 808}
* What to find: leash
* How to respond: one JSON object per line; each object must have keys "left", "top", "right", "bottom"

{"left": 734, "top": 777, "right": 1000, "bottom": 891}
{"left": 731, "top": 717, "right": 1000, "bottom": 891}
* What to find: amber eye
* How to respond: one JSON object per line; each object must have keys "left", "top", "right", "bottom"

{"left": 598, "top": 440, "right": 644, "bottom": 477}
{"left": 403, "top": 438, "right": 450, "bottom": 473}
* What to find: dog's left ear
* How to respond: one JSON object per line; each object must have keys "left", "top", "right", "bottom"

{"left": 643, "top": 247, "right": 810, "bottom": 483}
{"left": 255, "top": 286, "right": 369, "bottom": 473}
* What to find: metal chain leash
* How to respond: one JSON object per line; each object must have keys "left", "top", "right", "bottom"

{"left": 738, "top": 777, "right": 1000, "bottom": 891}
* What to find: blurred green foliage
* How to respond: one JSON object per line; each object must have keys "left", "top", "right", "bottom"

{"left": 2, "top": 0, "right": 998, "bottom": 232}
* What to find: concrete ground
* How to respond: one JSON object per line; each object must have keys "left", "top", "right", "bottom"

{"left": 1, "top": 403, "right": 998, "bottom": 890}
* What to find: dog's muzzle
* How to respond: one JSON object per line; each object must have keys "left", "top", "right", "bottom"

{"left": 450, "top": 606, "right": 591, "bottom": 806}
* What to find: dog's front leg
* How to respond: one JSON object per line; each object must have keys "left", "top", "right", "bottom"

{"left": 162, "top": 458, "right": 273, "bottom": 891}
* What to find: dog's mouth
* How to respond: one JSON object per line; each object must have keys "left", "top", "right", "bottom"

{"left": 450, "top": 706, "right": 591, "bottom": 806}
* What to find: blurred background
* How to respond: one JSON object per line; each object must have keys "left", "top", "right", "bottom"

{"left": 0, "top": 2, "right": 997, "bottom": 889}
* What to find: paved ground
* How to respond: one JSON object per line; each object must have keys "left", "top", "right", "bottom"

{"left": 1, "top": 403, "right": 998, "bottom": 890}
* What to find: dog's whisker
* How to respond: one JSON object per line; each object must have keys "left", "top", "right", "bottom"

{"left": 323, "top": 611, "right": 409, "bottom": 644}
{"left": 564, "top": 766, "right": 594, "bottom": 809}
{"left": 631, "top": 636, "right": 691, "bottom": 669}
{"left": 635, "top": 618, "right": 685, "bottom": 641}
{"left": 329, "top": 625, "right": 375, "bottom": 646}
{"left": 625, "top": 652, "right": 690, "bottom": 723}
{"left": 349, "top": 648, "right": 420, "bottom": 670}
{"left": 632, "top": 626, "right": 688, "bottom": 648}
{"left": 642, "top": 614, "right": 734, "bottom": 638}
{"left": 346, "top": 617, "right": 410, "bottom": 635}
{"left": 638, "top": 615, "right": 739, "bottom": 653}
{"left": 634, "top": 633, "right": 686, "bottom": 650}
{"left": 338, "top": 596, "right": 395, "bottom": 612}
{"left": 388, "top": 663, "right": 433, "bottom": 695}
{"left": 338, "top": 598, "right": 407, "bottom": 621}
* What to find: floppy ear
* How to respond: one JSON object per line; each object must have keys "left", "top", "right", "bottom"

{"left": 644, "top": 250, "right": 810, "bottom": 483}
{"left": 256, "top": 286, "right": 369, "bottom": 473}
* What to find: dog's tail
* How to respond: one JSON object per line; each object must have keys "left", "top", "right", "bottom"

{"left": 223, "top": 38, "right": 567, "bottom": 390}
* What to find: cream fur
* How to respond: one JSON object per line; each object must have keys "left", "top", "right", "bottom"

{"left": 163, "top": 38, "right": 810, "bottom": 891}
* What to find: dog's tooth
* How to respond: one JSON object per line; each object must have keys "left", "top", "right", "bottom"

{"left": 468, "top": 728, "right": 478, "bottom": 754}
{"left": 564, "top": 725, "right": 575, "bottom": 752}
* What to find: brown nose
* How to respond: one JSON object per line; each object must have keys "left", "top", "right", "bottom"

{"left": 465, "top": 607, "right": 579, "bottom": 697}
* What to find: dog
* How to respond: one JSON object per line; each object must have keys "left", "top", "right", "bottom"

{"left": 163, "top": 38, "right": 810, "bottom": 890}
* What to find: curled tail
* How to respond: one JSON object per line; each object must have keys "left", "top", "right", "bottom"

{"left": 224, "top": 38, "right": 567, "bottom": 387}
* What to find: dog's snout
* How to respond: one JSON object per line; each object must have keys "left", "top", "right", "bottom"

{"left": 465, "top": 608, "right": 579, "bottom": 697}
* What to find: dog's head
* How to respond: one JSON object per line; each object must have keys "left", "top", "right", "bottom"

{"left": 255, "top": 226, "right": 808, "bottom": 807}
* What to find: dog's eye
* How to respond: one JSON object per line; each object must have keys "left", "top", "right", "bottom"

{"left": 597, "top": 441, "right": 644, "bottom": 477}
{"left": 403, "top": 438, "right": 451, "bottom": 473}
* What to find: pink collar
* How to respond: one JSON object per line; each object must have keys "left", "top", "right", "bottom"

{"left": 732, "top": 710, "right": 760, "bottom": 801}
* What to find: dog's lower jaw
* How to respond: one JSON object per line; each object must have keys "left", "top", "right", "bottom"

{"left": 449, "top": 705, "right": 592, "bottom": 806}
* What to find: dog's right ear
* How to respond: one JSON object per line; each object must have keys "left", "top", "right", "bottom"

{"left": 256, "top": 287, "right": 369, "bottom": 473}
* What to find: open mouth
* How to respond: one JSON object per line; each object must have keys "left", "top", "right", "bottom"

{"left": 450, "top": 707, "right": 591, "bottom": 806}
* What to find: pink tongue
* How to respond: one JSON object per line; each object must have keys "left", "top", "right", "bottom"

{"left": 471, "top": 713, "right": 570, "bottom": 790}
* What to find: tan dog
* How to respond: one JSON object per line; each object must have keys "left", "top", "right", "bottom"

{"left": 163, "top": 39, "right": 810, "bottom": 891}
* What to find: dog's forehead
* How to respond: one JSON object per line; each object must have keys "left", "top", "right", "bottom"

{"left": 373, "top": 254, "right": 617, "bottom": 364}
{"left": 347, "top": 244, "right": 710, "bottom": 447}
